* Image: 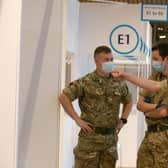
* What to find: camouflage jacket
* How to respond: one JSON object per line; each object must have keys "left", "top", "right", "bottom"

{"left": 140, "top": 72, "right": 168, "bottom": 126}
{"left": 63, "top": 71, "right": 132, "bottom": 128}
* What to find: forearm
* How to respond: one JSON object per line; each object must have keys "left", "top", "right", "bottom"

{"left": 59, "top": 93, "right": 80, "bottom": 122}
{"left": 137, "top": 101, "right": 156, "bottom": 113}
{"left": 121, "top": 101, "right": 132, "bottom": 119}
{"left": 125, "top": 73, "right": 161, "bottom": 92}
{"left": 145, "top": 106, "right": 168, "bottom": 118}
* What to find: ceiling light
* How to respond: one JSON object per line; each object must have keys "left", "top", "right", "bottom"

{"left": 157, "top": 27, "right": 164, "bottom": 31}
{"left": 159, "top": 35, "right": 166, "bottom": 39}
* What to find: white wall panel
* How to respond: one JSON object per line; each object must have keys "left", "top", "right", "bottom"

{"left": 18, "top": 0, "right": 65, "bottom": 168}
{"left": 0, "top": 0, "right": 21, "bottom": 167}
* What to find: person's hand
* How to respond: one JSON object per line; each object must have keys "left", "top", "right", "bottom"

{"left": 75, "top": 118, "right": 93, "bottom": 133}
{"left": 115, "top": 120, "right": 124, "bottom": 134}
{"left": 111, "top": 70, "right": 127, "bottom": 80}
{"left": 145, "top": 106, "right": 168, "bottom": 118}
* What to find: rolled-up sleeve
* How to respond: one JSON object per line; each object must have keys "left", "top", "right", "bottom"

{"left": 160, "top": 79, "right": 168, "bottom": 105}
{"left": 139, "top": 89, "right": 147, "bottom": 97}
{"left": 139, "top": 89, "right": 154, "bottom": 98}
{"left": 63, "top": 79, "right": 84, "bottom": 101}
{"left": 139, "top": 75, "right": 155, "bottom": 98}
{"left": 120, "top": 83, "right": 132, "bottom": 104}
{"left": 160, "top": 79, "right": 168, "bottom": 92}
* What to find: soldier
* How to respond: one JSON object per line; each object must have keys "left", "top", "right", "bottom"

{"left": 137, "top": 44, "right": 168, "bottom": 168}
{"left": 111, "top": 42, "right": 168, "bottom": 168}
{"left": 59, "top": 45, "right": 132, "bottom": 168}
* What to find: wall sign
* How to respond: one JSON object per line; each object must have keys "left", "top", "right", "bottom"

{"left": 109, "top": 24, "right": 150, "bottom": 60}
{"left": 109, "top": 24, "right": 139, "bottom": 54}
{"left": 141, "top": 4, "right": 168, "bottom": 22}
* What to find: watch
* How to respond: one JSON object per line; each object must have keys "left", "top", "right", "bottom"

{"left": 120, "top": 118, "right": 127, "bottom": 124}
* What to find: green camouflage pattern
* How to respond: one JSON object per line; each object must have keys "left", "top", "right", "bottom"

{"left": 160, "top": 78, "right": 168, "bottom": 91}
{"left": 139, "top": 72, "right": 168, "bottom": 126}
{"left": 138, "top": 73, "right": 168, "bottom": 168}
{"left": 137, "top": 130, "right": 168, "bottom": 168}
{"left": 74, "top": 131, "right": 118, "bottom": 168}
{"left": 63, "top": 70, "right": 132, "bottom": 168}
{"left": 63, "top": 70, "right": 131, "bottom": 128}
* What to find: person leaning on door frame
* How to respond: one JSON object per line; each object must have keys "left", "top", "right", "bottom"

{"left": 59, "top": 45, "right": 132, "bottom": 168}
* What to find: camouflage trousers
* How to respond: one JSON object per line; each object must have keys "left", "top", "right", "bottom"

{"left": 137, "top": 130, "right": 168, "bottom": 168}
{"left": 74, "top": 131, "right": 118, "bottom": 168}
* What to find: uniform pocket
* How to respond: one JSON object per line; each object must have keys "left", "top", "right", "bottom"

{"left": 74, "top": 147, "right": 98, "bottom": 159}
{"left": 106, "top": 145, "right": 118, "bottom": 160}
{"left": 77, "top": 134, "right": 105, "bottom": 151}
{"left": 85, "top": 85, "right": 105, "bottom": 96}
{"left": 73, "top": 147, "right": 100, "bottom": 168}
{"left": 105, "top": 134, "right": 118, "bottom": 160}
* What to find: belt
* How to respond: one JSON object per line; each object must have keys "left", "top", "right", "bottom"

{"left": 94, "top": 127, "right": 115, "bottom": 135}
{"left": 147, "top": 124, "right": 168, "bottom": 132}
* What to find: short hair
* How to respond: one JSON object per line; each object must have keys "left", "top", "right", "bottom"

{"left": 94, "top": 45, "right": 112, "bottom": 58}
{"left": 152, "top": 45, "right": 158, "bottom": 51}
{"left": 158, "top": 42, "right": 168, "bottom": 59}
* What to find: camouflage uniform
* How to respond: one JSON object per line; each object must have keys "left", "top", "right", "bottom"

{"left": 137, "top": 73, "right": 168, "bottom": 168}
{"left": 63, "top": 71, "right": 131, "bottom": 168}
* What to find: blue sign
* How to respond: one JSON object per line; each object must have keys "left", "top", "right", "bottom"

{"left": 141, "top": 3, "right": 168, "bottom": 22}
{"left": 109, "top": 24, "right": 139, "bottom": 55}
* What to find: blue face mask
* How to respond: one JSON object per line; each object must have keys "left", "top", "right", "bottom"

{"left": 101, "top": 61, "right": 114, "bottom": 73}
{"left": 152, "top": 61, "right": 165, "bottom": 72}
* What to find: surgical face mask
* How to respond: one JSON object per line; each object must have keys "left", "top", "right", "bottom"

{"left": 101, "top": 61, "right": 114, "bottom": 73}
{"left": 152, "top": 61, "right": 165, "bottom": 72}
